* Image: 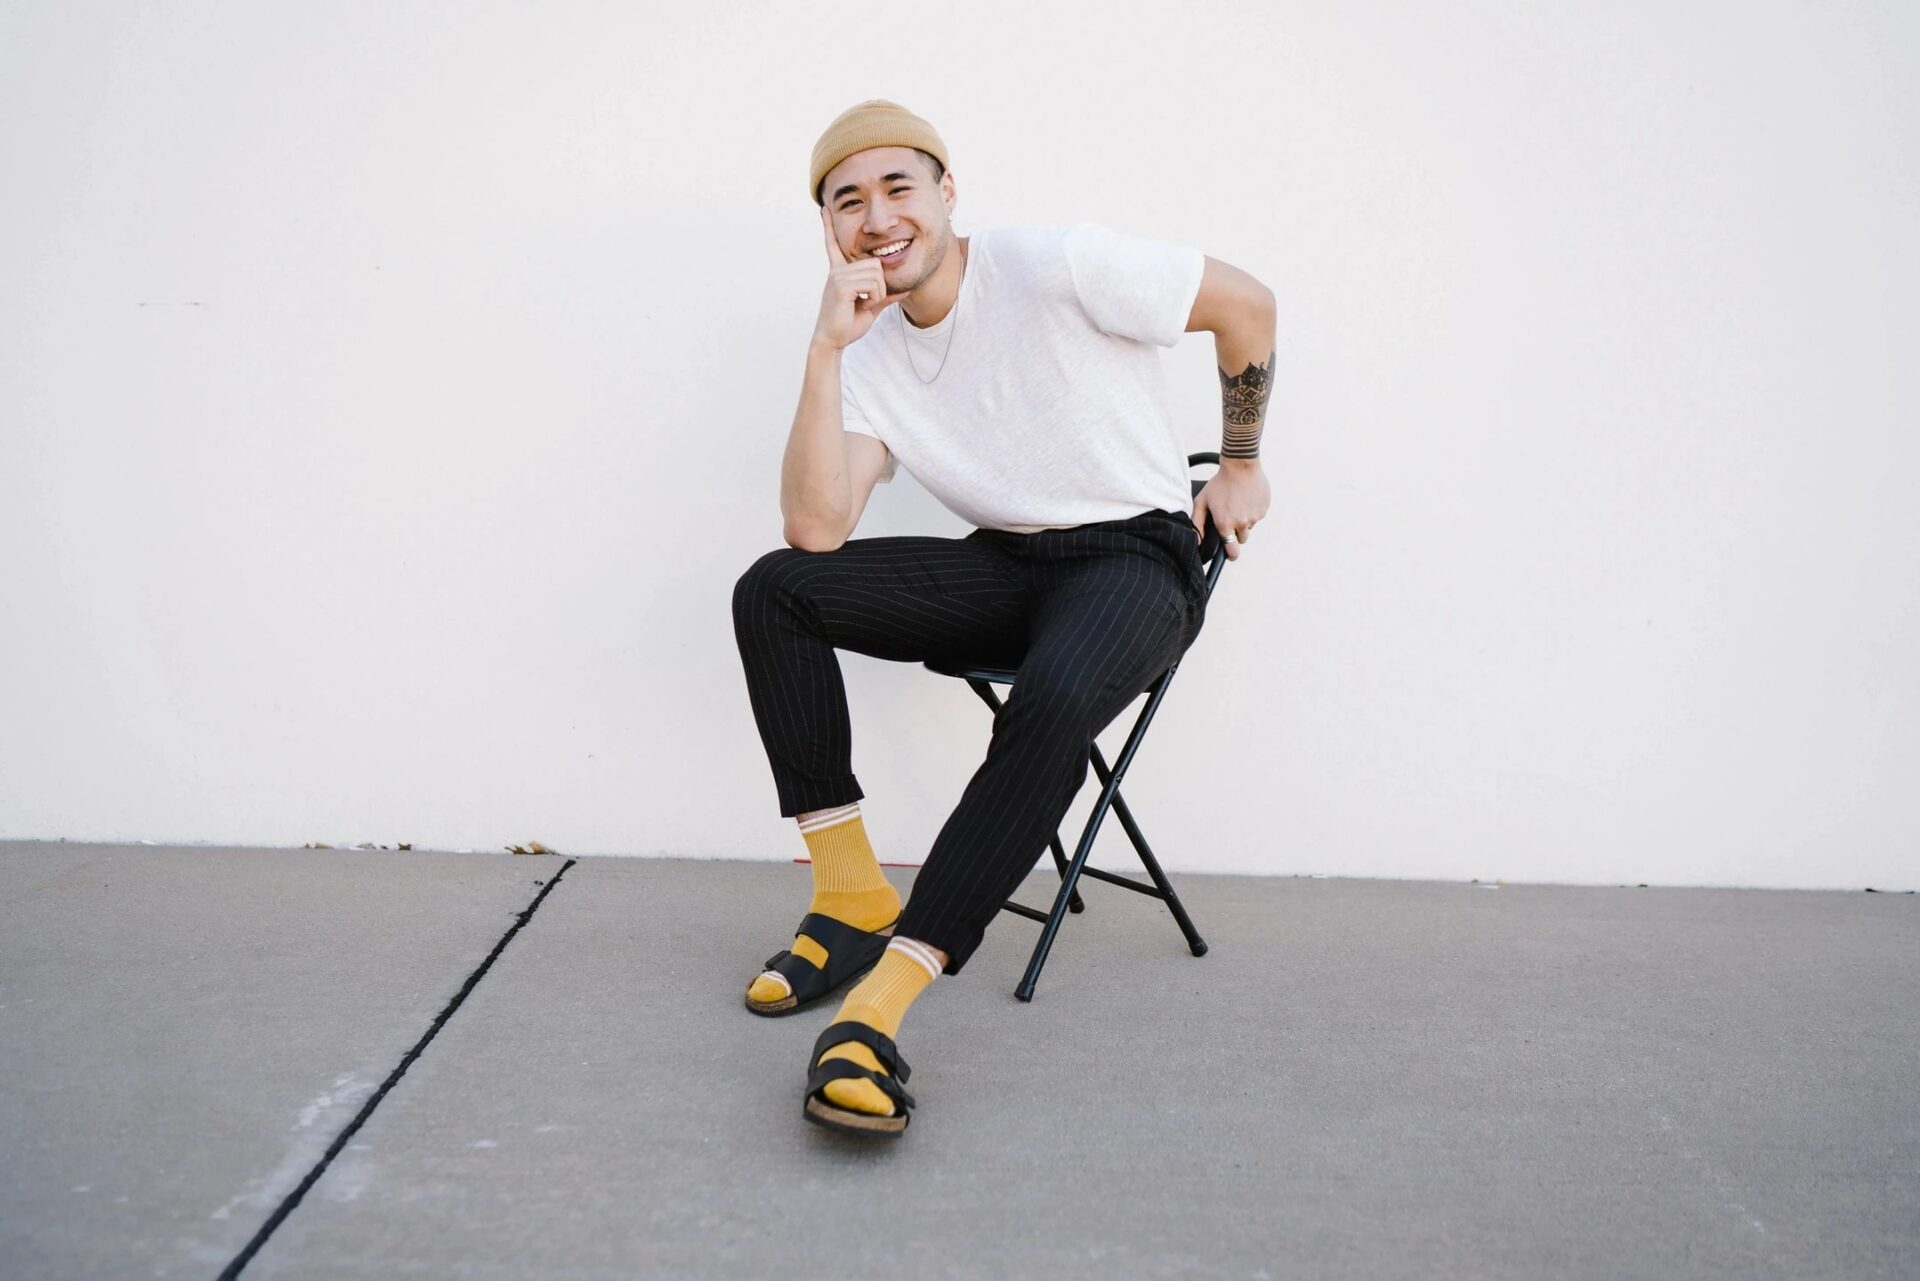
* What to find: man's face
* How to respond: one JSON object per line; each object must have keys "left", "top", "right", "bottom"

{"left": 820, "top": 146, "right": 956, "bottom": 294}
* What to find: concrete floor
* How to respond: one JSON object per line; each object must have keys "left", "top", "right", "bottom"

{"left": 1, "top": 840, "right": 1915, "bottom": 1280}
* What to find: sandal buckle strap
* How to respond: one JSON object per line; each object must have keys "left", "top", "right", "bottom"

{"left": 750, "top": 912, "right": 900, "bottom": 1010}
{"left": 806, "top": 1058, "right": 916, "bottom": 1112}
{"left": 809, "top": 1019, "right": 912, "bottom": 1084}
{"left": 793, "top": 911, "right": 895, "bottom": 958}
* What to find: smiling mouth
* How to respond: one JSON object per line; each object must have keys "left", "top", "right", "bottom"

{"left": 870, "top": 238, "right": 913, "bottom": 260}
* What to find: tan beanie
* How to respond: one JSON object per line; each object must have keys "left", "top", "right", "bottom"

{"left": 809, "top": 99, "right": 949, "bottom": 206}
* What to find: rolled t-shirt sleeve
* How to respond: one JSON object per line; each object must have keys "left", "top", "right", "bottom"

{"left": 840, "top": 375, "right": 897, "bottom": 482}
{"left": 1063, "top": 221, "right": 1207, "bottom": 348}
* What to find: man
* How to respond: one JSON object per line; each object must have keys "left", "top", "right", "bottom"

{"left": 733, "top": 99, "right": 1274, "bottom": 1137}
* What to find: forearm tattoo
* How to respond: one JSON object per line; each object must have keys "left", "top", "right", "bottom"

{"left": 1218, "top": 345, "right": 1272, "bottom": 461}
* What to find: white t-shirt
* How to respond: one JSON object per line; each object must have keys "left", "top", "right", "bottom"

{"left": 839, "top": 221, "right": 1205, "bottom": 534}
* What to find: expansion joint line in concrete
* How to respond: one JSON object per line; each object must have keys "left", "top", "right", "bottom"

{"left": 214, "top": 857, "right": 580, "bottom": 1279}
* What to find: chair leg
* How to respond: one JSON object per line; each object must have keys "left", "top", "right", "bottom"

{"left": 1012, "top": 673, "right": 1207, "bottom": 1001}
{"left": 1017, "top": 786, "right": 1108, "bottom": 1001}
{"left": 1046, "top": 830, "right": 1086, "bottom": 914}
{"left": 1087, "top": 745, "right": 1206, "bottom": 956}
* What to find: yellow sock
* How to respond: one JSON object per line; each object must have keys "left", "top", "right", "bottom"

{"left": 746, "top": 802, "right": 901, "bottom": 1006}
{"left": 818, "top": 937, "right": 940, "bottom": 1116}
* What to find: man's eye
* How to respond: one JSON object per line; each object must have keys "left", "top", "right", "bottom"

{"left": 840, "top": 188, "right": 908, "bottom": 210}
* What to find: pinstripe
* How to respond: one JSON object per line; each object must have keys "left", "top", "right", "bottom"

{"left": 920, "top": 531, "right": 1183, "bottom": 942}
{"left": 732, "top": 507, "right": 1206, "bottom": 977}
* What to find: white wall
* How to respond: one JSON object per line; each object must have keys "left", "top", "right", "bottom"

{"left": 3, "top": 2, "right": 1914, "bottom": 889}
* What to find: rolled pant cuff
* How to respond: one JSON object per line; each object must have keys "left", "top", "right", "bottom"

{"left": 776, "top": 774, "right": 864, "bottom": 819}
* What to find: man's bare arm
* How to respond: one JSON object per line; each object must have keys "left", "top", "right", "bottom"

{"left": 1182, "top": 254, "right": 1275, "bottom": 557}
{"left": 1217, "top": 333, "right": 1273, "bottom": 465}
{"left": 784, "top": 206, "right": 912, "bottom": 551}
{"left": 1186, "top": 255, "right": 1276, "bottom": 469}
{"left": 781, "top": 340, "right": 854, "bottom": 550}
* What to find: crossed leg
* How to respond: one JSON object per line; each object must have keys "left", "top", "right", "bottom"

{"left": 732, "top": 532, "right": 1032, "bottom": 818}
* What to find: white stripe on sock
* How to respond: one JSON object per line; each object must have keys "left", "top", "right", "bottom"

{"left": 888, "top": 936, "right": 942, "bottom": 982}
{"left": 796, "top": 802, "right": 861, "bottom": 834}
{"left": 757, "top": 969, "right": 793, "bottom": 997}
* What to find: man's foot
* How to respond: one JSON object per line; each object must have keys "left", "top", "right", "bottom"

{"left": 815, "top": 1015, "right": 902, "bottom": 1116}
{"left": 803, "top": 1018, "right": 916, "bottom": 1136}
{"left": 749, "top": 802, "right": 900, "bottom": 1007}
{"left": 811, "top": 937, "right": 941, "bottom": 1116}
{"left": 745, "top": 884, "right": 901, "bottom": 1008}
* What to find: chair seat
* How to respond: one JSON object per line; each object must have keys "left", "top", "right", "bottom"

{"left": 921, "top": 658, "right": 1018, "bottom": 685}
{"left": 925, "top": 656, "right": 1168, "bottom": 698}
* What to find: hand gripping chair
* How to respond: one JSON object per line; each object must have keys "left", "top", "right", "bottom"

{"left": 921, "top": 453, "right": 1232, "bottom": 1001}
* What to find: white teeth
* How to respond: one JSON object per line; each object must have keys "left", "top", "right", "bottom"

{"left": 873, "top": 240, "right": 910, "bottom": 257}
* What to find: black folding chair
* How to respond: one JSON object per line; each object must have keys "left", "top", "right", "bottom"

{"left": 921, "top": 452, "right": 1233, "bottom": 1001}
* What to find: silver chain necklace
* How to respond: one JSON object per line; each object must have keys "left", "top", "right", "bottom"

{"left": 898, "top": 244, "right": 966, "bottom": 384}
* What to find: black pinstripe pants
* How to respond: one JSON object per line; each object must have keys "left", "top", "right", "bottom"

{"left": 731, "top": 506, "right": 1208, "bottom": 976}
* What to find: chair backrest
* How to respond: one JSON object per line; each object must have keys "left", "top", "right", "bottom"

{"left": 1187, "top": 452, "right": 1231, "bottom": 590}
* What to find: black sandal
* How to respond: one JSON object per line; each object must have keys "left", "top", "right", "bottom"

{"left": 744, "top": 912, "right": 899, "bottom": 1017}
{"left": 802, "top": 1020, "right": 916, "bottom": 1136}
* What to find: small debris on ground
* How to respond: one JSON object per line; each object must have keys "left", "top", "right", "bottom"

{"left": 303, "top": 842, "right": 414, "bottom": 850}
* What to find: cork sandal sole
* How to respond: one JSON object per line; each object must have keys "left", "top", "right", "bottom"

{"left": 801, "top": 1019, "right": 916, "bottom": 1138}
{"left": 804, "top": 1092, "right": 909, "bottom": 1136}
